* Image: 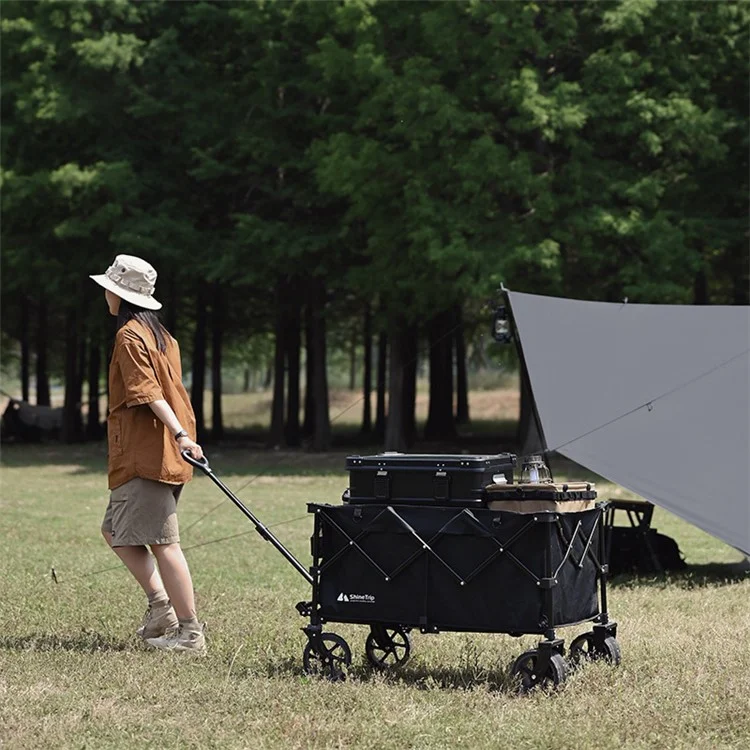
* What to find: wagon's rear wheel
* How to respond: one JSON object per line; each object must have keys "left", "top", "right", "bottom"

{"left": 569, "top": 632, "right": 595, "bottom": 666}
{"left": 302, "top": 633, "right": 352, "bottom": 681}
{"left": 365, "top": 626, "right": 411, "bottom": 669}
{"left": 570, "top": 631, "right": 621, "bottom": 666}
{"left": 510, "top": 650, "right": 567, "bottom": 693}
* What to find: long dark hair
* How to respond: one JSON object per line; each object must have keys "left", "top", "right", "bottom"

{"left": 117, "top": 299, "right": 172, "bottom": 354}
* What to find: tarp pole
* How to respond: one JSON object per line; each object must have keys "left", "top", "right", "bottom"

{"left": 503, "top": 289, "right": 554, "bottom": 480}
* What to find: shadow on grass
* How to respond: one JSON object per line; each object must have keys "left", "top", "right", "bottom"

{"left": 354, "top": 661, "right": 520, "bottom": 694}
{"left": 0, "top": 631, "right": 130, "bottom": 653}
{"left": 254, "top": 653, "right": 529, "bottom": 695}
{"left": 610, "top": 559, "right": 750, "bottom": 590}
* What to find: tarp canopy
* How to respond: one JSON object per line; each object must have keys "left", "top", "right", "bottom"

{"left": 507, "top": 290, "right": 750, "bottom": 556}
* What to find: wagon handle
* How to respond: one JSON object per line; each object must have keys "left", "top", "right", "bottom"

{"left": 181, "top": 449, "right": 212, "bottom": 474}
{"left": 179, "top": 448, "right": 312, "bottom": 585}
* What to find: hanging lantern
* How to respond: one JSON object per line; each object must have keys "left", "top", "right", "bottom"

{"left": 492, "top": 304, "right": 512, "bottom": 344}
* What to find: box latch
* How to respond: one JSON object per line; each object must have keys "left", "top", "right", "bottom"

{"left": 374, "top": 470, "right": 390, "bottom": 500}
{"left": 434, "top": 471, "right": 451, "bottom": 501}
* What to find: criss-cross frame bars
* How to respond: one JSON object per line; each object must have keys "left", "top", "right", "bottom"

{"left": 315, "top": 505, "right": 599, "bottom": 588}
{"left": 552, "top": 511, "right": 603, "bottom": 580}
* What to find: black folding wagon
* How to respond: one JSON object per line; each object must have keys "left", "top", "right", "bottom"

{"left": 185, "top": 451, "right": 620, "bottom": 690}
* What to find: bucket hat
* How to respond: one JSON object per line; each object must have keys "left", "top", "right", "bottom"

{"left": 90, "top": 254, "right": 162, "bottom": 310}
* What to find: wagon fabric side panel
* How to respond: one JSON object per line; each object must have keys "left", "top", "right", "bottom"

{"left": 311, "top": 504, "right": 602, "bottom": 635}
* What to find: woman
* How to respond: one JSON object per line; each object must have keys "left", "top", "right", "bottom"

{"left": 91, "top": 254, "right": 206, "bottom": 654}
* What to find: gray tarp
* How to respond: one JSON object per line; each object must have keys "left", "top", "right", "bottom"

{"left": 508, "top": 290, "right": 750, "bottom": 556}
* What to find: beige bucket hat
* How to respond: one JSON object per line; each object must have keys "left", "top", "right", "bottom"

{"left": 90, "top": 254, "right": 162, "bottom": 310}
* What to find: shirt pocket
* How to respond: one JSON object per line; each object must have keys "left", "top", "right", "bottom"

{"left": 108, "top": 415, "right": 124, "bottom": 457}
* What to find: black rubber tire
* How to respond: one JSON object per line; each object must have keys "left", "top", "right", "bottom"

{"left": 569, "top": 632, "right": 596, "bottom": 666}
{"left": 599, "top": 636, "right": 622, "bottom": 665}
{"left": 302, "top": 633, "right": 352, "bottom": 681}
{"left": 365, "top": 627, "right": 411, "bottom": 669}
{"left": 570, "top": 632, "right": 621, "bottom": 666}
{"left": 511, "top": 650, "right": 567, "bottom": 692}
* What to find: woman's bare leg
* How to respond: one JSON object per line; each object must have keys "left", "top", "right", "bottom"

{"left": 102, "top": 530, "right": 164, "bottom": 597}
{"left": 150, "top": 543, "right": 196, "bottom": 621}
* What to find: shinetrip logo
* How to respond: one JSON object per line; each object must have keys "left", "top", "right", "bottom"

{"left": 337, "top": 592, "right": 375, "bottom": 604}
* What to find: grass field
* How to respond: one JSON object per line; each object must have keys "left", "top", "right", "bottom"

{"left": 1, "top": 436, "right": 749, "bottom": 748}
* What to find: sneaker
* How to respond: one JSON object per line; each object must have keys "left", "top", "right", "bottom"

{"left": 145, "top": 623, "right": 206, "bottom": 654}
{"left": 136, "top": 603, "right": 179, "bottom": 640}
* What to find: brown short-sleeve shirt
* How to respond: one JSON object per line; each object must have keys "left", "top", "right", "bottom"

{"left": 107, "top": 319, "right": 196, "bottom": 490}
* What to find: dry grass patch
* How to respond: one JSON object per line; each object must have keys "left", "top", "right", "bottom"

{"left": 1, "top": 442, "right": 748, "bottom": 749}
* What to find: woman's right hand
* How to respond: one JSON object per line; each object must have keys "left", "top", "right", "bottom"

{"left": 178, "top": 436, "right": 204, "bottom": 460}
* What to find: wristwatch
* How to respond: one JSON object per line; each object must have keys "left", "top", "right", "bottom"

{"left": 174, "top": 430, "right": 189, "bottom": 441}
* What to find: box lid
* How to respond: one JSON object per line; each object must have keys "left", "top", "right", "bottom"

{"left": 346, "top": 453, "right": 516, "bottom": 469}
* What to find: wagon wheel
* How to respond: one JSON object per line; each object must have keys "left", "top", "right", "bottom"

{"left": 302, "top": 633, "right": 352, "bottom": 681}
{"left": 510, "top": 650, "right": 567, "bottom": 693}
{"left": 570, "top": 632, "right": 622, "bottom": 666}
{"left": 365, "top": 626, "right": 412, "bottom": 670}
{"left": 569, "top": 632, "right": 596, "bottom": 666}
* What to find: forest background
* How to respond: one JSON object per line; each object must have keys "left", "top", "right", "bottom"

{"left": 2, "top": 0, "right": 748, "bottom": 453}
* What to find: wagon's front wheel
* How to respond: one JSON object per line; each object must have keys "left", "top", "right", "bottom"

{"left": 303, "top": 633, "right": 352, "bottom": 681}
{"left": 510, "top": 650, "right": 567, "bottom": 693}
{"left": 365, "top": 626, "right": 411, "bottom": 670}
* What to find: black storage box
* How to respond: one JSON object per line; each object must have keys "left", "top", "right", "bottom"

{"left": 345, "top": 453, "right": 516, "bottom": 506}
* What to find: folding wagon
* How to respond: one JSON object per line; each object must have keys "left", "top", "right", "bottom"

{"left": 184, "top": 451, "right": 620, "bottom": 690}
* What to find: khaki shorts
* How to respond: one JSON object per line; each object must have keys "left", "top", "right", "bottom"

{"left": 102, "top": 477, "right": 183, "bottom": 547}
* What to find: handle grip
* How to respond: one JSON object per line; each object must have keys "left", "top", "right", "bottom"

{"left": 181, "top": 449, "right": 211, "bottom": 473}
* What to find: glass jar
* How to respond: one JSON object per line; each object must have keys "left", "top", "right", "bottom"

{"left": 520, "top": 454, "right": 552, "bottom": 484}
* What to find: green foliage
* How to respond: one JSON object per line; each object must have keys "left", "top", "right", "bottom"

{"left": 1, "top": 0, "right": 747, "bottom": 379}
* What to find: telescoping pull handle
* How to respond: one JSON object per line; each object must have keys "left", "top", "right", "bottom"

{"left": 178, "top": 447, "right": 312, "bottom": 585}
{"left": 181, "top": 449, "right": 212, "bottom": 474}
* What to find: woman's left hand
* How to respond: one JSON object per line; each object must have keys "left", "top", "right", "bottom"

{"left": 178, "top": 436, "right": 204, "bottom": 461}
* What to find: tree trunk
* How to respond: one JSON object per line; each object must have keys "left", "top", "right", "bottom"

{"left": 35, "top": 296, "right": 51, "bottom": 406}
{"left": 302, "top": 302, "right": 315, "bottom": 438}
{"left": 730, "top": 243, "right": 749, "bottom": 304}
{"left": 191, "top": 287, "right": 207, "bottom": 440}
{"left": 86, "top": 334, "right": 101, "bottom": 440}
{"left": 361, "top": 305, "right": 372, "bottom": 434}
{"left": 165, "top": 274, "right": 178, "bottom": 337}
{"left": 243, "top": 367, "right": 251, "bottom": 393}
{"left": 105, "top": 327, "right": 115, "bottom": 416}
{"left": 375, "top": 331, "right": 387, "bottom": 439}
{"left": 455, "top": 304, "right": 469, "bottom": 425}
{"left": 211, "top": 282, "right": 224, "bottom": 440}
{"left": 349, "top": 325, "right": 357, "bottom": 390}
{"left": 403, "top": 325, "right": 418, "bottom": 446}
{"left": 269, "top": 294, "right": 286, "bottom": 447}
{"left": 61, "top": 307, "right": 83, "bottom": 443}
{"left": 75, "top": 317, "right": 87, "bottom": 431}
{"left": 424, "top": 309, "right": 456, "bottom": 441}
{"left": 693, "top": 266, "right": 709, "bottom": 305}
{"left": 285, "top": 297, "right": 301, "bottom": 446}
{"left": 20, "top": 294, "right": 30, "bottom": 402}
{"left": 310, "top": 283, "right": 331, "bottom": 451}
{"left": 384, "top": 323, "right": 415, "bottom": 452}
{"left": 733, "top": 274, "right": 749, "bottom": 305}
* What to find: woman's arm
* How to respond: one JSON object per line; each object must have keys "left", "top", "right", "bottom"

{"left": 148, "top": 399, "right": 204, "bottom": 460}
